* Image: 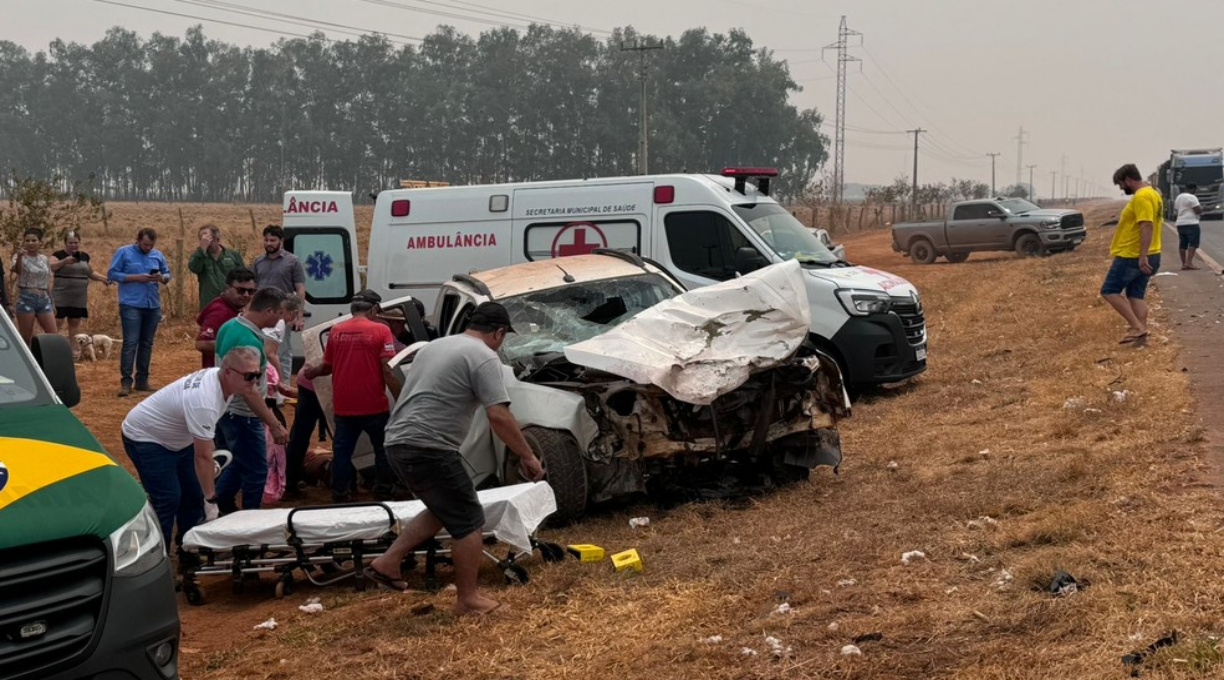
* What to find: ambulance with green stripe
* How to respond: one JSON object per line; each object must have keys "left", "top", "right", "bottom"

{"left": 0, "top": 311, "right": 180, "bottom": 680}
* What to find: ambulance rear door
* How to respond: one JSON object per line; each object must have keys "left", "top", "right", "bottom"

{"left": 282, "top": 191, "right": 361, "bottom": 358}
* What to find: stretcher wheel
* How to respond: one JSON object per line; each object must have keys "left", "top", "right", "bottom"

{"left": 537, "top": 541, "right": 566, "bottom": 563}
{"left": 275, "top": 576, "right": 295, "bottom": 599}
{"left": 184, "top": 584, "right": 205, "bottom": 606}
{"left": 503, "top": 563, "right": 530, "bottom": 585}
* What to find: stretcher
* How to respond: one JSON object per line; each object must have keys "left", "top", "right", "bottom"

{"left": 178, "top": 482, "right": 564, "bottom": 605}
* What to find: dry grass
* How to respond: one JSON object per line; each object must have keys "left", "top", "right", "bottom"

{"left": 65, "top": 199, "right": 1224, "bottom": 678}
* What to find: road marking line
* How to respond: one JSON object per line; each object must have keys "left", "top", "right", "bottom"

{"left": 1163, "top": 223, "right": 1224, "bottom": 273}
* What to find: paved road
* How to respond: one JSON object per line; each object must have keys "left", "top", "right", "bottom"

{"left": 1166, "top": 218, "right": 1224, "bottom": 273}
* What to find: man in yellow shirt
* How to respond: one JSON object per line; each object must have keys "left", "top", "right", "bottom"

{"left": 1102, "top": 163, "right": 1163, "bottom": 344}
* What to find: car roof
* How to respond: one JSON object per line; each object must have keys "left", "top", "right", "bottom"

{"left": 470, "top": 253, "right": 673, "bottom": 300}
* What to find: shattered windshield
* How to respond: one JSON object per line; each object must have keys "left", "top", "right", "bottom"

{"left": 498, "top": 273, "right": 680, "bottom": 364}
{"left": 731, "top": 203, "right": 841, "bottom": 265}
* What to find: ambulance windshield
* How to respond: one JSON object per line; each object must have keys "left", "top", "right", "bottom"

{"left": 0, "top": 320, "right": 47, "bottom": 406}
{"left": 499, "top": 273, "right": 680, "bottom": 364}
{"left": 732, "top": 203, "right": 842, "bottom": 265}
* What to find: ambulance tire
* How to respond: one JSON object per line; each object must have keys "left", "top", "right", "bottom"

{"left": 517, "top": 427, "right": 587, "bottom": 525}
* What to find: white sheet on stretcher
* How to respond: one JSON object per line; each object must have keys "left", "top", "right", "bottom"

{"left": 182, "top": 482, "right": 556, "bottom": 554}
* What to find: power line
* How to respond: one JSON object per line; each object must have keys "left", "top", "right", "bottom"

{"left": 92, "top": 0, "right": 320, "bottom": 40}
{"left": 176, "top": 0, "right": 423, "bottom": 44}
{"left": 442, "top": 0, "right": 612, "bottom": 35}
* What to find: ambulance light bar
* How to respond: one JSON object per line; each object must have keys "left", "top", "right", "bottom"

{"left": 721, "top": 167, "right": 778, "bottom": 196}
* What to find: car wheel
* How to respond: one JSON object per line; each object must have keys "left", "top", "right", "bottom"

{"left": 945, "top": 252, "right": 969, "bottom": 263}
{"left": 909, "top": 239, "right": 937, "bottom": 264}
{"left": 510, "top": 427, "right": 588, "bottom": 524}
{"left": 1015, "top": 233, "right": 1043, "bottom": 258}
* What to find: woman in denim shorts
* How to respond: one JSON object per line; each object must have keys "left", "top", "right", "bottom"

{"left": 10, "top": 227, "right": 58, "bottom": 346}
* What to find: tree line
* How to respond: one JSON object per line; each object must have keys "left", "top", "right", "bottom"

{"left": 0, "top": 24, "right": 827, "bottom": 203}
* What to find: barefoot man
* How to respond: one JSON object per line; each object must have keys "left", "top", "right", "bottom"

{"left": 367, "top": 302, "right": 544, "bottom": 615}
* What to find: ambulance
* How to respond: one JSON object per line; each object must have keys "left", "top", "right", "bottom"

{"left": 282, "top": 168, "right": 927, "bottom": 388}
{"left": 0, "top": 313, "right": 180, "bottom": 679}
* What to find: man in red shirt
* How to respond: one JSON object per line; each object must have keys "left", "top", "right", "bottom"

{"left": 195, "top": 268, "right": 256, "bottom": 368}
{"left": 302, "top": 290, "right": 403, "bottom": 502}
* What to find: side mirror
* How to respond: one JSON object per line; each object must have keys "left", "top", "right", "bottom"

{"left": 31, "top": 334, "right": 80, "bottom": 407}
{"left": 734, "top": 247, "right": 770, "bottom": 275}
{"left": 987, "top": 209, "right": 1006, "bottom": 219}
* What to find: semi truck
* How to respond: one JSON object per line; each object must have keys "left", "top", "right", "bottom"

{"left": 1155, "top": 148, "right": 1224, "bottom": 220}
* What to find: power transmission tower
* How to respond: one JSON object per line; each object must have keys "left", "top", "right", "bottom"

{"left": 1026, "top": 164, "right": 1037, "bottom": 200}
{"left": 621, "top": 40, "right": 664, "bottom": 175}
{"left": 987, "top": 152, "right": 1001, "bottom": 195}
{"left": 908, "top": 128, "right": 926, "bottom": 213}
{"left": 1014, "top": 126, "right": 1027, "bottom": 186}
{"left": 823, "top": 16, "right": 861, "bottom": 203}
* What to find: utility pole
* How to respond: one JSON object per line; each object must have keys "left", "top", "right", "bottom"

{"left": 1014, "top": 126, "right": 1027, "bottom": 186}
{"left": 987, "top": 152, "right": 1001, "bottom": 195}
{"left": 1026, "top": 164, "right": 1037, "bottom": 200}
{"left": 621, "top": 40, "right": 664, "bottom": 175}
{"left": 1060, "top": 154, "right": 1067, "bottom": 200}
{"left": 908, "top": 128, "right": 926, "bottom": 213}
{"left": 823, "top": 16, "right": 861, "bottom": 203}
{"left": 1049, "top": 170, "right": 1056, "bottom": 203}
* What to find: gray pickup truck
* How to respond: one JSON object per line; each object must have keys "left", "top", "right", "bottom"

{"left": 891, "top": 198, "right": 1086, "bottom": 264}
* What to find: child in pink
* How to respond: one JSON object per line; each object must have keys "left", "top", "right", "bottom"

{"left": 261, "top": 325, "right": 297, "bottom": 504}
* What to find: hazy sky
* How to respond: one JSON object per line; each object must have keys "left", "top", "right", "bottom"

{"left": 3, "top": 0, "right": 1219, "bottom": 196}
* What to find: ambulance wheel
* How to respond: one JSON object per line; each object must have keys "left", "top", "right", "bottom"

{"left": 945, "top": 252, "right": 969, "bottom": 263}
{"left": 502, "top": 562, "right": 530, "bottom": 585}
{"left": 184, "top": 584, "right": 205, "bottom": 606}
{"left": 909, "top": 239, "right": 937, "bottom": 264}
{"left": 513, "top": 428, "right": 588, "bottom": 525}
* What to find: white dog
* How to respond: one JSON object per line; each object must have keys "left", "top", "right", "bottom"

{"left": 73, "top": 334, "right": 115, "bottom": 362}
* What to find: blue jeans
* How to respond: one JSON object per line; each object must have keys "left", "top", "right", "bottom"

{"left": 119, "top": 304, "right": 161, "bottom": 387}
{"left": 331, "top": 412, "right": 391, "bottom": 501}
{"left": 122, "top": 435, "right": 203, "bottom": 547}
{"left": 214, "top": 413, "right": 268, "bottom": 512}
{"left": 1100, "top": 254, "right": 1161, "bottom": 299}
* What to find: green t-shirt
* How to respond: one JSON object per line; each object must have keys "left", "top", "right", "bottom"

{"left": 188, "top": 246, "right": 246, "bottom": 310}
{"left": 215, "top": 315, "right": 267, "bottom": 416}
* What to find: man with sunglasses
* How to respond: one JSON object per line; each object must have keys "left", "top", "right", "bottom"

{"left": 121, "top": 346, "right": 264, "bottom": 548}
{"left": 213, "top": 287, "right": 291, "bottom": 513}
{"left": 196, "top": 267, "right": 257, "bottom": 368}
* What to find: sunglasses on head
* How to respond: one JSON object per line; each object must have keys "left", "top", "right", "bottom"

{"left": 227, "top": 367, "right": 261, "bottom": 382}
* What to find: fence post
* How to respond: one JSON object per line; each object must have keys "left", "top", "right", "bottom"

{"left": 101, "top": 205, "right": 109, "bottom": 235}
{"left": 249, "top": 208, "right": 258, "bottom": 234}
{"left": 175, "top": 208, "right": 185, "bottom": 318}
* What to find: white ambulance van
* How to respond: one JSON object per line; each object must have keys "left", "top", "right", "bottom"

{"left": 282, "top": 169, "right": 927, "bottom": 388}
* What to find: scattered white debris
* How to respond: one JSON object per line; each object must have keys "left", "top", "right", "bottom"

{"left": 733, "top": 537, "right": 741, "bottom": 545}
{"left": 992, "top": 569, "right": 1014, "bottom": 589}
{"left": 770, "top": 536, "right": 781, "bottom": 543}
{"left": 253, "top": 618, "right": 278, "bottom": 631}
{"left": 774, "top": 603, "right": 793, "bottom": 615}
{"left": 966, "top": 516, "right": 999, "bottom": 530}
{"left": 764, "top": 636, "right": 793, "bottom": 658}
{"left": 1084, "top": 408, "right": 1103, "bottom": 415}
{"left": 1153, "top": 272, "right": 1177, "bottom": 277}
{"left": 1113, "top": 390, "right": 1131, "bottom": 403}
{"left": 628, "top": 517, "right": 651, "bottom": 528}
{"left": 959, "top": 553, "right": 981, "bottom": 564}
{"left": 979, "top": 448, "right": 991, "bottom": 456}
{"left": 741, "top": 647, "right": 758, "bottom": 657}
{"left": 841, "top": 644, "right": 863, "bottom": 656}
{"left": 971, "top": 379, "right": 983, "bottom": 385}
{"left": 871, "top": 605, "right": 882, "bottom": 615}
{"left": 702, "top": 635, "right": 723, "bottom": 644}
{"left": 1063, "top": 397, "right": 1086, "bottom": 410}
{"left": 827, "top": 621, "right": 840, "bottom": 632}
{"left": 836, "top": 579, "right": 857, "bottom": 587}
{"left": 298, "top": 603, "right": 324, "bottom": 614}
{"left": 945, "top": 586, "right": 959, "bottom": 594}
{"left": 887, "top": 460, "right": 899, "bottom": 471}
{"left": 1128, "top": 632, "right": 1145, "bottom": 642}
{"left": 901, "top": 550, "right": 927, "bottom": 565}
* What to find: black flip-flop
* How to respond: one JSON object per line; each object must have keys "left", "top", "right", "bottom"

{"left": 363, "top": 566, "right": 408, "bottom": 592}
{"left": 1119, "top": 332, "right": 1149, "bottom": 345}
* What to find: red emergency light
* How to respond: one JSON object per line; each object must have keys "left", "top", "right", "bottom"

{"left": 390, "top": 199, "right": 411, "bottom": 217}
{"left": 721, "top": 167, "right": 778, "bottom": 196}
{"left": 653, "top": 185, "right": 675, "bottom": 204}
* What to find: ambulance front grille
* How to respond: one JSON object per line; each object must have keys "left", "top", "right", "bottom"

{"left": 0, "top": 537, "right": 108, "bottom": 680}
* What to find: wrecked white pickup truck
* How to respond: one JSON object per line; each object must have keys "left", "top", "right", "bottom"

{"left": 303, "top": 251, "right": 849, "bottom": 523}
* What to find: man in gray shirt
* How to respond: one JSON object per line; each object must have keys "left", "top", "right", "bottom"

{"left": 368, "top": 302, "right": 544, "bottom": 615}
{"left": 251, "top": 225, "right": 306, "bottom": 378}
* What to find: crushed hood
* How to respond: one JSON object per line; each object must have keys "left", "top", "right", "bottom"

{"left": 563, "top": 260, "right": 811, "bottom": 405}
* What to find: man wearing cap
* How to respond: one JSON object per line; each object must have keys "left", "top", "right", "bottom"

{"left": 301, "top": 290, "right": 402, "bottom": 502}
{"left": 367, "top": 301, "right": 544, "bottom": 615}
{"left": 377, "top": 298, "right": 437, "bottom": 351}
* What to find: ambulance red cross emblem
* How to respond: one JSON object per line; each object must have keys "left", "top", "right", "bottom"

{"left": 550, "top": 222, "right": 608, "bottom": 258}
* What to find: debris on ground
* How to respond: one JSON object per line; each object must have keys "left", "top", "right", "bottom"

{"left": 1113, "top": 390, "right": 1131, "bottom": 403}
{"left": 764, "top": 635, "right": 793, "bottom": 658}
{"left": 1085, "top": 408, "right": 1103, "bottom": 415}
{"left": 1063, "top": 397, "right": 1086, "bottom": 410}
{"left": 840, "top": 644, "right": 863, "bottom": 656}
{"left": 773, "top": 603, "right": 793, "bottom": 615}
{"left": 741, "top": 647, "right": 758, "bottom": 657}
{"left": 972, "top": 379, "right": 983, "bottom": 385}
{"left": 1122, "top": 631, "right": 1179, "bottom": 677}
{"left": 702, "top": 635, "right": 723, "bottom": 644}
{"left": 836, "top": 578, "right": 857, "bottom": 587}
{"left": 853, "top": 632, "right": 884, "bottom": 644}
{"left": 945, "top": 586, "right": 959, "bottom": 594}
{"left": 1049, "top": 570, "right": 1079, "bottom": 596}
{"left": 886, "top": 460, "right": 899, "bottom": 471}
{"left": 992, "top": 568, "right": 1014, "bottom": 589}
{"left": 298, "top": 597, "right": 324, "bottom": 614}
{"left": 628, "top": 517, "right": 651, "bottom": 528}
{"left": 774, "top": 590, "right": 791, "bottom": 602}
{"left": 827, "top": 622, "right": 840, "bottom": 632}
{"left": 253, "top": 618, "right": 278, "bottom": 631}
{"left": 959, "top": 553, "right": 981, "bottom": 564}
{"left": 967, "top": 516, "right": 999, "bottom": 530}
{"left": 901, "top": 550, "right": 927, "bottom": 565}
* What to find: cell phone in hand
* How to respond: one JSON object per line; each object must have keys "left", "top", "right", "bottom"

{"left": 149, "top": 268, "right": 159, "bottom": 275}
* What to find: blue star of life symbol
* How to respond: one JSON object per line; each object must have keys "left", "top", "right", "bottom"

{"left": 305, "top": 251, "right": 334, "bottom": 281}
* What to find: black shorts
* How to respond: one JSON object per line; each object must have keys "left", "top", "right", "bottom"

{"left": 386, "top": 444, "right": 484, "bottom": 540}
{"left": 55, "top": 306, "right": 88, "bottom": 319}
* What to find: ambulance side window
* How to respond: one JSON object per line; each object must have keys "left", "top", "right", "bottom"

{"left": 664, "top": 211, "right": 758, "bottom": 281}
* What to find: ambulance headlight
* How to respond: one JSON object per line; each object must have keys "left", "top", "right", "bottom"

{"left": 835, "top": 289, "right": 892, "bottom": 316}
{"left": 109, "top": 502, "right": 166, "bottom": 576}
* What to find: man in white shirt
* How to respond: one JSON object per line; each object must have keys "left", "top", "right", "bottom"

{"left": 121, "top": 346, "right": 263, "bottom": 547}
{"left": 1174, "top": 183, "right": 1204, "bottom": 270}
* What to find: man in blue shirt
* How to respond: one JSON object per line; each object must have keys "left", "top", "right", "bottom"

{"left": 108, "top": 227, "right": 171, "bottom": 397}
